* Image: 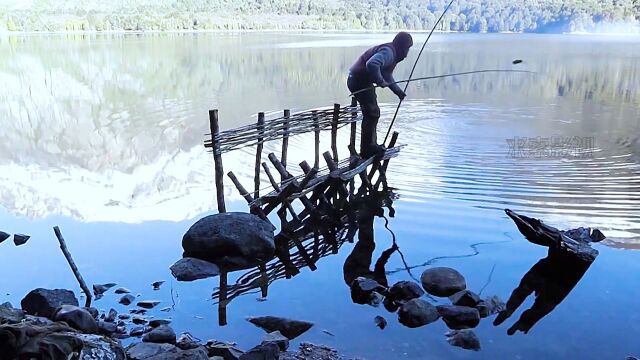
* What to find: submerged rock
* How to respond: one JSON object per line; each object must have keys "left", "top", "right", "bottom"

{"left": 152, "top": 281, "right": 165, "bottom": 291}
{"left": 170, "top": 257, "right": 221, "bottom": 282}
{"left": 205, "top": 340, "right": 244, "bottom": 359}
{"left": 21, "top": 288, "right": 79, "bottom": 319}
{"left": 476, "top": 295, "right": 505, "bottom": 318}
{"left": 388, "top": 281, "right": 424, "bottom": 302}
{"left": 449, "top": 290, "right": 481, "bottom": 307}
{"left": 420, "top": 267, "right": 467, "bottom": 297}
{"left": 143, "top": 324, "right": 176, "bottom": 344}
{"left": 149, "top": 319, "right": 171, "bottom": 328}
{"left": 240, "top": 342, "right": 280, "bottom": 360}
{"left": 262, "top": 330, "right": 289, "bottom": 351}
{"left": 350, "top": 277, "right": 386, "bottom": 305}
{"left": 137, "top": 300, "right": 161, "bottom": 309}
{"left": 247, "top": 316, "right": 314, "bottom": 340}
{"left": 133, "top": 317, "right": 148, "bottom": 325}
{"left": 374, "top": 315, "right": 387, "bottom": 330}
{"left": 119, "top": 294, "right": 135, "bottom": 306}
{"left": 130, "top": 327, "right": 146, "bottom": 337}
{"left": 54, "top": 305, "right": 99, "bottom": 333}
{"left": 105, "top": 308, "right": 118, "bottom": 322}
{"left": 115, "top": 287, "right": 131, "bottom": 294}
{"left": 436, "top": 305, "right": 480, "bottom": 330}
{"left": 398, "top": 299, "right": 440, "bottom": 328}
{"left": 182, "top": 213, "right": 275, "bottom": 271}
{"left": 0, "top": 231, "right": 10, "bottom": 244}
{"left": 13, "top": 234, "right": 30, "bottom": 246}
{"left": 446, "top": 329, "right": 481, "bottom": 351}
{"left": 93, "top": 283, "right": 117, "bottom": 298}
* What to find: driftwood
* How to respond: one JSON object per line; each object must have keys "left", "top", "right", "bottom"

{"left": 53, "top": 226, "right": 92, "bottom": 307}
{"left": 505, "top": 209, "right": 605, "bottom": 262}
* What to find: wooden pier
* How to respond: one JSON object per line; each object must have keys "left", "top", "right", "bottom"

{"left": 204, "top": 99, "right": 403, "bottom": 325}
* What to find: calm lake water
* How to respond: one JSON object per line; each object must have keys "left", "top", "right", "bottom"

{"left": 1, "top": 32, "right": 639, "bottom": 359}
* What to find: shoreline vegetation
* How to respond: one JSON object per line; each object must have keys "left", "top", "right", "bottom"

{"left": 1, "top": 0, "right": 639, "bottom": 34}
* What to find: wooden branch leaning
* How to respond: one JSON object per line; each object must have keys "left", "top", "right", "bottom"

{"left": 53, "top": 226, "right": 92, "bottom": 307}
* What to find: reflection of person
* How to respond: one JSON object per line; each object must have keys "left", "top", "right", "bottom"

{"left": 347, "top": 32, "right": 413, "bottom": 157}
{"left": 494, "top": 248, "right": 593, "bottom": 335}
{"left": 343, "top": 191, "right": 397, "bottom": 289}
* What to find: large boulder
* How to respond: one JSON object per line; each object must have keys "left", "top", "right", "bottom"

{"left": 420, "top": 267, "right": 466, "bottom": 297}
{"left": 182, "top": 213, "right": 275, "bottom": 271}
{"left": 21, "top": 288, "right": 79, "bottom": 319}
{"left": 0, "top": 302, "right": 25, "bottom": 324}
{"left": 247, "top": 316, "right": 314, "bottom": 340}
{"left": 143, "top": 324, "right": 177, "bottom": 344}
{"left": 437, "top": 305, "right": 480, "bottom": 330}
{"left": 446, "top": 330, "right": 481, "bottom": 351}
{"left": 398, "top": 299, "right": 440, "bottom": 328}
{"left": 54, "top": 305, "right": 99, "bottom": 333}
{"left": 170, "top": 257, "right": 220, "bottom": 282}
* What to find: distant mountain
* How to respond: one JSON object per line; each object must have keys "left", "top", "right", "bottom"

{"left": 1, "top": 0, "right": 638, "bottom": 33}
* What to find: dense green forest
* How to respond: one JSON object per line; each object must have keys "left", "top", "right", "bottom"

{"left": 1, "top": 0, "right": 639, "bottom": 33}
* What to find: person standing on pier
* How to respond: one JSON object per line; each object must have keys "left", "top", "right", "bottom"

{"left": 347, "top": 32, "right": 413, "bottom": 157}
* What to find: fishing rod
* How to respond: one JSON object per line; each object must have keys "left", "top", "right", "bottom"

{"left": 382, "top": 0, "right": 456, "bottom": 143}
{"left": 349, "top": 69, "right": 535, "bottom": 97}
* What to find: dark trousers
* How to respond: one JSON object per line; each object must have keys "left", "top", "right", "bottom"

{"left": 347, "top": 73, "right": 380, "bottom": 154}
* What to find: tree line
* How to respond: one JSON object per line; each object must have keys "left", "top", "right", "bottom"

{"left": 1, "top": 0, "right": 638, "bottom": 32}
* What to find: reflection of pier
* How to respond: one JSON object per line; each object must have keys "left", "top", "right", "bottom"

{"left": 205, "top": 100, "right": 403, "bottom": 325}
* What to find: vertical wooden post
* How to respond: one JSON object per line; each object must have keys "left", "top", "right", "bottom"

{"left": 255, "top": 112, "right": 265, "bottom": 199}
{"left": 282, "top": 109, "right": 290, "bottom": 175}
{"left": 218, "top": 271, "right": 228, "bottom": 326}
{"left": 350, "top": 97, "right": 358, "bottom": 154}
{"left": 209, "top": 110, "right": 226, "bottom": 213}
{"left": 313, "top": 111, "right": 320, "bottom": 169}
{"left": 331, "top": 103, "right": 340, "bottom": 162}
{"left": 258, "top": 263, "right": 268, "bottom": 298}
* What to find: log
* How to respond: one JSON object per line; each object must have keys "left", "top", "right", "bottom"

{"left": 209, "top": 110, "right": 226, "bottom": 213}
{"left": 53, "top": 226, "right": 92, "bottom": 307}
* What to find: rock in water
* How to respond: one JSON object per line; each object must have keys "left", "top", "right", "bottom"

{"left": 114, "top": 287, "right": 131, "bottom": 294}
{"left": 436, "top": 305, "right": 481, "bottom": 330}
{"left": 0, "top": 302, "right": 25, "bottom": 324}
{"left": 149, "top": 319, "right": 171, "bottom": 328}
{"left": 93, "top": 283, "right": 117, "bottom": 298}
{"left": 177, "top": 333, "right": 200, "bottom": 350}
{"left": 13, "top": 234, "right": 30, "bottom": 246}
{"left": 0, "top": 231, "right": 10, "bottom": 244}
{"left": 182, "top": 213, "right": 275, "bottom": 271}
{"left": 350, "top": 277, "right": 386, "bottom": 305}
{"left": 420, "top": 267, "right": 466, "bottom": 297}
{"left": 476, "top": 295, "right": 505, "bottom": 318}
{"left": 388, "top": 281, "right": 424, "bottom": 302}
{"left": 54, "top": 305, "right": 99, "bottom": 333}
{"left": 374, "top": 316, "right": 387, "bottom": 330}
{"left": 293, "top": 343, "right": 340, "bottom": 360}
{"left": 143, "top": 324, "right": 177, "bottom": 344}
{"left": 152, "top": 281, "right": 165, "bottom": 290}
{"left": 105, "top": 308, "right": 118, "bottom": 322}
{"left": 127, "top": 342, "right": 178, "bottom": 359}
{"left": 247, "top": 316, "right": 314, "bottom": 340}
{"left": 170, "top": 257, "right": 221, "bottom": 282}
{"left": 240, "top": 342, "right": 280, "bottom": 360}
{"left": 137, "top": 300, "right": 161, "bottom": 309}
{"left": 398, "top": 299, "right": 440, "bottom": 328}
{"left": 449, "top": 290, "right": 481, "bottom": 307}
{"left": 446, "top": 330, "right": 481, "bottom": 351}
{"left": 97, "top": 320, "right": 118, "bottom": 336}
{"left": 119, "top": 294, "right": 135, "bottom": 306}
{"left": 130, "top": 327, "right": 146, "bottom": 337}
{"left": 262, "top": 330, "right": 289, "bottom": 351}
{"left": 21, "top": 288, "right": 79, "bottom": 319}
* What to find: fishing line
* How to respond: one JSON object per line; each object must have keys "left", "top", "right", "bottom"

{"left": 349, "top": 69, "right": 536, "bottom": 97}
{"left": 381, "top": 213, "right": 419, "bottom": 283}
{"left": 383, "top": 0, "right": 456, "bottom": 143}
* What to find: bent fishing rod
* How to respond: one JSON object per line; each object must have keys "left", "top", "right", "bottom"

{"left": 382, "top": 0, "right": 456, "bottom": 143}
{"left": 349, "top": 69, "right": 535, "bottom": 97}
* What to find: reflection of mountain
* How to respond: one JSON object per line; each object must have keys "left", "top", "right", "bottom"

{"left": 0, "top": 33, "right": 639, "bottom": 224}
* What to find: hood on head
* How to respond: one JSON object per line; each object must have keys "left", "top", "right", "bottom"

{"left": 392, "top": 32, "right": 413, "bottom": 61}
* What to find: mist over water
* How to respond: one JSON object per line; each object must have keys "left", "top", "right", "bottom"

{"left": 1, "top": 32, "right": 639, "bottom": 359}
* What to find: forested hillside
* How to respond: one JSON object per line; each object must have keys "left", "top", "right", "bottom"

{"left": 1, "top": 0, "right": 638, "bottom": 33}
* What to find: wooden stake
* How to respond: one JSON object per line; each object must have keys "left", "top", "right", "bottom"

{"left": 53, "top": 226, "right": 92, "bottom": 307}
{"left": 331, "top": 103, "right": 340, "bottom": 162}
{"left": 227, "top": 171, "right": 269, "bottom": 221}
{"left": 313, "top": 111, "right": 320, "bottom": 169}
{"left": 282, "top": 109, "right": 290, "bottom": 174}
{"left": 255, "top": 112, "right": 265, "bottom": 199}
{"left": 218, "top": 271, "right": 228, "bottom": 326}
{"left": 350, "top": 97, "right": 358, "bottom": 152}
{"left": 209, "top": 110, "right": 226, "bottom": 213}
